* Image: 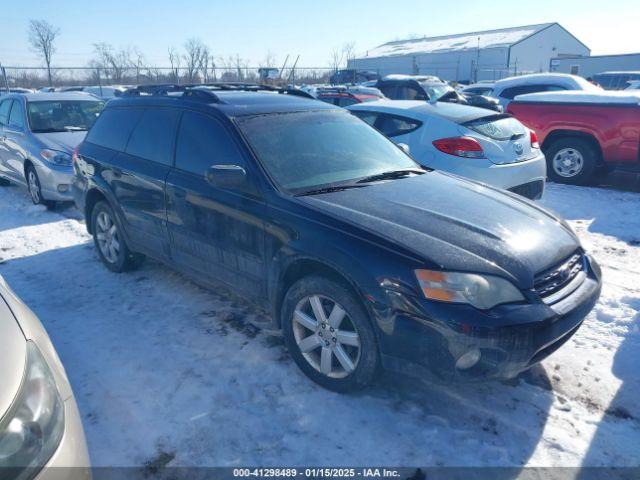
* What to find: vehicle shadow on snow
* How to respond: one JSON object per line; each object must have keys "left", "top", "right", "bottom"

{"left": 0, "top": 185, "right": 80, "bottom": 231}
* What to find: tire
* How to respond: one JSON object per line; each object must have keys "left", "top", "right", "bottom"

{"left": 545, "top": 138, "right": 598, "bottom": 185}
{"left": 90, "top": 200, "right": 145, "bottom": 273}
{"left": 281, "top": 275, "right": 378, "bottom": 392}
{"left": 25, "top": 165, "right": 54, "bottom": 207}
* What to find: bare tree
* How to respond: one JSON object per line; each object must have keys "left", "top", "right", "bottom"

{"left": 183, "top": 38, "right": 207, "bottom": 83}
{"left": 28, "top": 19, "right": 60, "bottom": 87}
{"left": 329, "top": 47, "right": 344, "bottom": 72}
{"left": 262, "top": 51, "right": 277, "bottom": 68}
{"left": 132, "top": 47, "right": 146, "bottom": 84}
{"left": 342, "top": 42, "right": 356, "bottom": 65}
{"left": 168, "top": 47, "right": 181, "bottom": 83}
{"left": 92, "top": 43, "right": 131, "bottom": 82}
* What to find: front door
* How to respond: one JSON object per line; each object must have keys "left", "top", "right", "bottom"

{"left": 165, "top": 110, "right": 266, "bottom": 299}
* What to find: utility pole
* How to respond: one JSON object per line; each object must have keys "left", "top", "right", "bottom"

{"left": 475, "top": 36, "right": 481, "bottom": 82}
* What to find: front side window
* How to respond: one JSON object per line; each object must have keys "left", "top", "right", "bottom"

{"left": 0, "top": 100, "right": 11, "bottom": 125}
{"left": 8, "top": 100, "right": 25, "bottom": 128}
{"left": 237, "top": 110, "right": 418, "bottom": 193}
{"left": 125, "top": 108, "right": 180, "bottom": 165}
{"left": 175, "top": 111, "right": 245, "bottom": 176}
{"left": 85, "top": 107, "right": 143, "bottom": 151}
{"left": 27, "top": 100, "right": 104, "bottom": 133}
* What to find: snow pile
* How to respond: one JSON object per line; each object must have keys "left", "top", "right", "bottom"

{"left": 364, "top": 24, "right": 550, "bottom": 58}
{"left": 0, "top": 182, "right": 638, "bottom": 468}
{"left": 514, "top": 89, "right": 640, "bottom": 105}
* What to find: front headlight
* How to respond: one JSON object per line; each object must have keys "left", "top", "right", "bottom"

{"left": 415, "top": 269, "right": 525, "bottom": 310}
{"left": 40, "top": 149, "right": 72, "bottom": 167}
{"left": 0, "top": 342, "right": 65, "bottom": 479}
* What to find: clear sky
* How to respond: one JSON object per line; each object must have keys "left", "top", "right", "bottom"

{"left": 1, "top": 0, "right": 638, "bottom": 68}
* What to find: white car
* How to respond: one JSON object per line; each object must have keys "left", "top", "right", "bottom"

{"left": 489, "top": 73, "right": 601, "bottom": 108}
{"left": 346, "top": 100, "right": 547, "bottom": 200}
{"left": 0, "top": 275, "right": 90, "bottom": 478}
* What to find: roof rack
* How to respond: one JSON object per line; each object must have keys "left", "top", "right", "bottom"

{"left": 121, "top": 82, "right": 316, "bottom": 102}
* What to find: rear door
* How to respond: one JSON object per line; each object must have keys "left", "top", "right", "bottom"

{"left": 165, "top": 110, "right": 266, "bottom": 298}
{"left": 84, "top": 106, "right": 178, "bottom": 260}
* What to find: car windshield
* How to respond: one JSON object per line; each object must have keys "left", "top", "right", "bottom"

{"left": 27, "top": 100, "right": 104, "bottom": 133}
{"left": 421, "top": 82, "right": 453, "bottom": 100}
{"left": 237, "top": 110, "right": 419, "bottom": 194}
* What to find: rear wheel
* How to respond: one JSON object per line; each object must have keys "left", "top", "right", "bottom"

{"left": 91, "top": 201, "right": 144, "bottom": 272}
{"left": 282, "top": 276, "right": 378, "bottom": 392}
{"left": 546, "top": 138, "right": 598, "bottom": 185}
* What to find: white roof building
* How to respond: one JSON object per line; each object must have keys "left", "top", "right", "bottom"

{"left": 349, "top": 23, "right": 590, "bottom": 83}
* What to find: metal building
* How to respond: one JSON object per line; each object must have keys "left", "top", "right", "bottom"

{"left": 550, "top": 53, "right": 640, "bottom": 79}
{"left": 348, "top": 23, "right": 590, "bottom": 82}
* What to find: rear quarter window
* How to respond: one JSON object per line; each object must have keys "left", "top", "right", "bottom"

{"left": 85, "top": 107, "right": 144, "bottom": 151}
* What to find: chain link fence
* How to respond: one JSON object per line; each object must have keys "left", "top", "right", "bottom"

{"left": 0, "top": 66, "right": 337, "bottom": 90}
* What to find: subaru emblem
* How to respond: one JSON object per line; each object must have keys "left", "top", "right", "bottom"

{"left": 513, "top": 142, "right": 524, "bottom": 155}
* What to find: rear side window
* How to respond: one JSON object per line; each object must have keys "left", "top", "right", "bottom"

{"left": 175, "top": 111, "right": 244, "bottom": 176}
{"left": 125, "top": 108, "right": 180, "bottom": 165}
{"left": 0, "top": 100, "right": 11, "bottom": 125}
{"left": 86, "top": 107, "right": 143, "bottom": 151}
{"left": 374, "top": 114, "right": 422, "bottom": 137}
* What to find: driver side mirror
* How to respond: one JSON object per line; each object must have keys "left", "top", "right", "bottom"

{"left": 205, "top": 164, "right": 247, "bottom": 188}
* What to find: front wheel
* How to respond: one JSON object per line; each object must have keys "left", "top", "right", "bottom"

{"left": 281, "top": 276, "right": 378, "bottom": 392}
{"left": 91, "top": 201, "right": 144, "bottom": 273}
{"left": 546, "top": 138, "right": 598, "bottom": 185}
{"left": 26, "top": 165, "right": 54, "bottom": 206}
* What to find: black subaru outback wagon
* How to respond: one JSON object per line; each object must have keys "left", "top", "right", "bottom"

{"left": 72, "top": 86, "right": 601, "bottom": 392}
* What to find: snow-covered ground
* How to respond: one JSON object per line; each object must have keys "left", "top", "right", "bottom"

{"left": 0, "top": 182, "right": 638, "bottom": 468}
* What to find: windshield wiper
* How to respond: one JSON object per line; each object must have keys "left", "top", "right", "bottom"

{"left": 294, "top": 184, "right": 367, "bottom": 197}
{"left": 356, "top": 169, "right": 426, "bottom": 184}
{"left": 63, "top": 126, "right": 88, "bottom": 131}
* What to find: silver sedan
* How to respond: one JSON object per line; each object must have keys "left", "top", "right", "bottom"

{"left": 0, "top": 93, "right": 103, "bottom": 206}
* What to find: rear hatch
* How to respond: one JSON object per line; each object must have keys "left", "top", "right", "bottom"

{"left": 459, "top": 114, "right": 535, "bottom": 164}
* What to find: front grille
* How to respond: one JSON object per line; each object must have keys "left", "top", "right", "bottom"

{"left": 509, "top": 180, "right": 544, "bottom": 200}
{"left": 534, "top": 252, "right": 585, "bottom": 301}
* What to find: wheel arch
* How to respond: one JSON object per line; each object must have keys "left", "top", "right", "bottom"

{"left": 84, "top": 188, "right": 109, "bottom": 235}
{"left": 542, "top": 129, "right": 603, "bottom": 165}
{"left": 273, "top": 256, "right": 372, "bottom": 330}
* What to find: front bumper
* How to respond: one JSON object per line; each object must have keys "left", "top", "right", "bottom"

{"left": 35, "top": 397, "right": 91, "bottom": 480}
{"left": 378, "top": 256, "right": 602, "bottom": 381}
{"left": 35, "top": 163, "right": 74, "bottom": 202}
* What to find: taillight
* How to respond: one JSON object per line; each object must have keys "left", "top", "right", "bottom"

{"left": 530, "top": 130, "right": 540, "bottom": 149}
{"left": 432, "top": 137, "right": 485, "bottom": 159}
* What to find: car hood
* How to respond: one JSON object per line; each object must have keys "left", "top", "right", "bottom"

{"left": 297, "top": 172, "right": 579, "bottom": 287}
{"left": 35, "top": 131, "right": 87, "bottom": 153}
{"left": 0, "top": 294, "right": 27, "bottom": 419}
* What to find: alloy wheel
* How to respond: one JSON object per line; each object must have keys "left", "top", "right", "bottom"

{"left": 28, "top": 170, "right": 41, "bottom": 204}
{"left": 552, "top": 148, "right": 584, "bottom": 178}
{"left": 292, "top": 294, "right": 361, "bottom": 379}
{"left": 95, "top": 211, "right": 121, "bottom": 264}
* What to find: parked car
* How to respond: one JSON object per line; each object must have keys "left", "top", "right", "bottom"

{"left": 0, "top": 274, "right": 90, "bottom": 478}
{"left": 82, "top": 86, "right": 126, "bottom": 101}
{"left": 329, "top": 69, "right": 380, "bottom": 85}
{"left": 592, "top": 71, "right": 640, "bottom": 90}
{"left": 508, "top": 90, "right": 640, "bottom": 184}
{"left": 1, "top": 87, "right": 35, "bottom": 95}
{"left": 489, "top": 73, "right": 601, "bottom": 109}
{"left": 347, "top": 100, "right": 546, "bottom": 199}
{"left": 314, "top": 86, "right": 385, "bottom": 107}
{"left": 72, "top": 87, "right": 601, "bottom": 392}
{"left": 0, "top": 92, "right": 104, "bottom": 205}
{"left": 461, "top": 83, "right": 496, "bottom": 97}
{"left": 376, "top": 75, "right": 502, "bottom": 112}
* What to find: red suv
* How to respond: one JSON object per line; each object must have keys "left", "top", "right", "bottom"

{"left": 508, "top": 91, "right": 640, "bottom": 184}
